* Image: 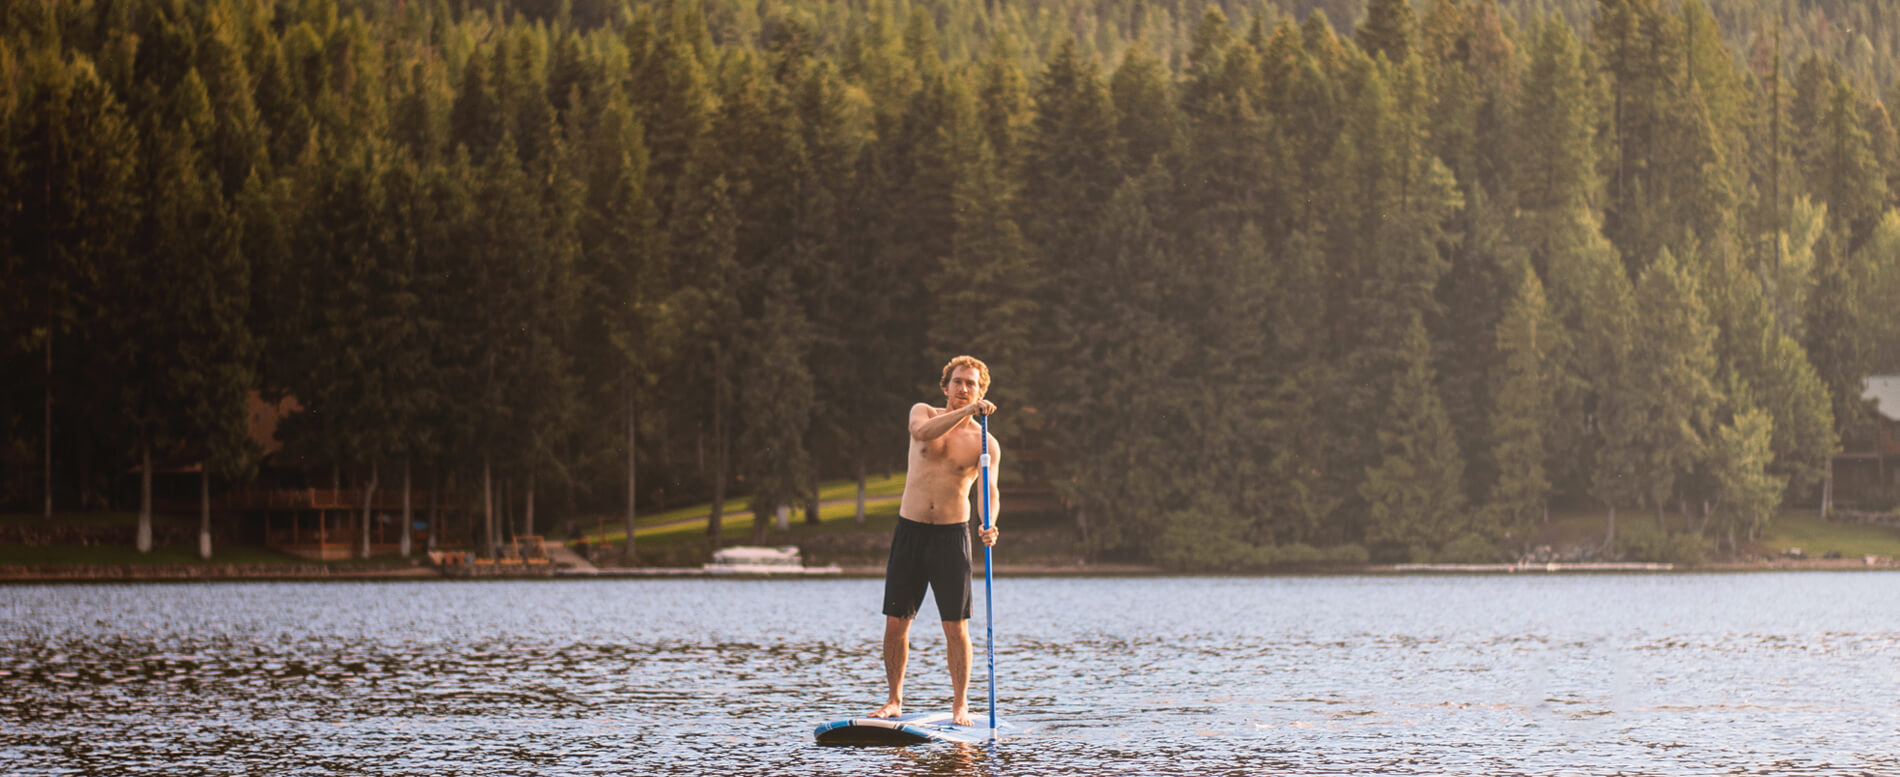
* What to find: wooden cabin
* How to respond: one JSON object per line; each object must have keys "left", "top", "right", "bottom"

{"left": 1832, "top": 376, "right": 1900, "bottom": 508}
{"left": 144, "top": 393, "right": 476, "bottom": 560}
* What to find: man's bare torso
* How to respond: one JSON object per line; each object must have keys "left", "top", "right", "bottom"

{"left": 899, "top": 404, "right": 989, "bottom": 524}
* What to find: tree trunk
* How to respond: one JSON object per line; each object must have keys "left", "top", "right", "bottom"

{"left": 806, "top": 458, "right": 821, "bottom": 526}
{"left": 1603, "top": 502, "right": 1617, "bottom": 557}
{"left": 44, "top": 330, "right": 52, "bottom": 520}
{"left": 1655, "top": 502, "right": 1667, "bottom": 535}
{"left": 708, "top": 351, "right": 726, "bottom": 544}
{"left": 855, "top": 455, "right": 866, "bottom": 526}
{"left": 751, "top": 504, "right": 768, "bottom": 545}
{"left": 400, "top": 460, "right": 412, "bottom": 557}
{"left": 361, "top": 462, "right": 379, "bottom": 559}
{"left": 624, "top": 386, "right": 638, "bottom": 564}
{"left": 427, "top": 463, "right": 439, "bottom": 552}
{"left": 198, "top": 467, "right": 212, "bottom": 560}
{"left": 483, "top": 456, "right": 496, "bottom": 558}
{"left": 1822, "top": 457, "right": 1834, "bottom": 519}
{"left": 137, "top": 438, "right": 152, "bottom": 553}
{"left": 524, "top": 472, "right": 536, "bottom": 537}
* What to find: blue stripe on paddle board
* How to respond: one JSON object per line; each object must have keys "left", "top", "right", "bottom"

{"left": 814, "top": 712, "right": 1014, "bottom": 745}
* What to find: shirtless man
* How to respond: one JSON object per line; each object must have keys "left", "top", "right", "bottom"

{"left": 868, "top": 355, "right": 1001, "bottom": 727}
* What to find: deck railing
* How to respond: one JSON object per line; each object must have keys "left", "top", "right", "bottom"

{"left": 156, "top": 488, "right": 461, "bottom": 512}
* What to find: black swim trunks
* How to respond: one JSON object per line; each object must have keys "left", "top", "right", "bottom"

{"left": 881, "top": 516, "right": 972, "bottom": 621}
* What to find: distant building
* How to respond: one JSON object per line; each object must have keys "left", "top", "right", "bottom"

{"left": 143, "top": 393, "right": 467, "bottom": 559}
{"left": 1832, "top": 376, "right": 1900, "bottom": 508}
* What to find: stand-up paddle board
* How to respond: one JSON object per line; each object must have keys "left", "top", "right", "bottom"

{"left": 814, "top": 712, "right": 1016, "bottom": 745}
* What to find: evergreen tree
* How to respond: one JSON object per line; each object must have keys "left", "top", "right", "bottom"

{"left": 10, "top": 51, "right": 139, "bottom": 521}
{"left": 1356, "top": 0, "right": 1416, "bottom": 66}
{"left": 577, "top": 86, "right": 671, "bottom": 561}
{"left": 1486, "top": 264, "right": 1555, "bottom": 545}
{"left": 1803, "top": 230, "right": 1875, "bottom": 516}
{"left": 1516, "top": 16, "right": 1596, "bottom": 213}
{"left": 125, "top": 108, "right": 254, "bottom": 555}
{"left": 1433, "top": 191, "right": 1527, "bottom": 506}
{"left": 976, "top": 34, "right": 1032, "bottom": 182}
{"left": 739, "top": 270, "right": 813, "bottom": 545}
{"left": 1360, "top": 316, "right": 1466, "bottom": 561}
{"left": 667, "top": 140, "right": 742, "bottom": 544}
{"left": 1806, "top": 77, "right": 1887, "bottom": 248}
{"left": 1021, "top": 38, "right": 1122, "bottom": 267}
{"left": 466, "top": 136, "right": 546, "bottom": 556}
{"left": 930, "top": 113, "right": 1036, "bottom": 381}
{"left": 1705, "top": 398, "right": 1785, "bottom": 553}
{"left": 1109, "top": 39, "right": 1177, "bottom": 174}
{"left": 1623, "top": 249, "right": 1721, "bottom": 529}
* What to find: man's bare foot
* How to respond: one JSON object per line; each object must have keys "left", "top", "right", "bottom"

{"left": 868, "top": 700, "right": 902, "bottom": 718}
{"left": 951, "top": 707, "right": 973, "bottom": 726}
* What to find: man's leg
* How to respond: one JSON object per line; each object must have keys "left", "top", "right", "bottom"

{"left": 943, "top": 618, "right": 973, "bottom": 725}
{"left": 870, "top": 615, "right": 911, "bottom": 717}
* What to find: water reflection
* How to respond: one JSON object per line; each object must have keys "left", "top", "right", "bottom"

{"left": 2, "top": 575, "right": 1898, "bottom": 775}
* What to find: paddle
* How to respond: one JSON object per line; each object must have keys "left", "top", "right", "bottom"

{"left": 978, "top": 412, "right": 996, "bottom": 740}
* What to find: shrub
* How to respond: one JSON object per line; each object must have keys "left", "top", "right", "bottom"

{"left": 1433, "top": 533, "right": 1501, "bottom": 563}
{"left": 1614, "top": 519, "right": 1711, "bottom": 564}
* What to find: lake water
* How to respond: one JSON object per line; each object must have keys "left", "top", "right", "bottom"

{"left": 1, "top": 574, "right": 1897, "bottom": 776}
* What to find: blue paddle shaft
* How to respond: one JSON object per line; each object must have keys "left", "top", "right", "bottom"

{"left": 979, "top": 413, "right": 995, "bottom": 738}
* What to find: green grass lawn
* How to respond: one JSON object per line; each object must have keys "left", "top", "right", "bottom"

{"left": 612, "top": 473, "right": 906, "bottom": 529}
{"left": 627, "top": 491, "right": 906, "bottom": 546}
{"left": 1531, "top": 504, "right": 1900, "bottom": 559}
{"left": 1756, "top": 510, "right": 1900, "bottom": 557}
{"left": 574, "top": 473, "right": 908, "bottom": 543}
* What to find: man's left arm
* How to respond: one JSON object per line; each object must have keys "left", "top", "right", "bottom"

{"left": 980, "top": 438, "right": 1002, "bottom": 546}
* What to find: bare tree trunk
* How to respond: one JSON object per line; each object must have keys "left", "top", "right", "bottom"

{"left": 524, "top": 472, "right": 536, "bottom": 537}
{"left": 483, "top": 456, "right": 496, "bottom": 558}
{"left": 806, "top": 458, "right": 821, "bottom": 526}
{"left": 199, "top": 468, "right": 212, "bottom": 560}
{"left": 855, "top": 455, "right": 866, "bottom": 525}
{"left": 1822, "top": 457, "right": 1834, "bottom": 519}
{"left": 427, "top": 464, "right": 440, "bottom": 552}
{"left": 360, "top": 462, "right": 379, "bottom": 559}
{"left": 624, "top": 386, "right": 638, "bottom": 564}
{"left": 400, "top": 460, "right": 412, "bottom": 557}
{"left": 1603, "top": 503, "right": 1617, "bottom": 557}
{"left": 44, "top": 330, "right": 52, "bottom": 520}
{"left": 708, "top": 352, "right": 726, "bottom": 544}
{"left": 137, "top": 438, "right": 152, "bottom": 553}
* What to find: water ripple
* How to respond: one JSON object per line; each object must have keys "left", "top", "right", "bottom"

{"left": 3, "top": 575, "right": 1899, "bottom": 775}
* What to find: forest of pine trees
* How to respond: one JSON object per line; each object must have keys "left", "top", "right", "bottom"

{"left": 6, "top": 0, "right": 1900, "bottom": 568}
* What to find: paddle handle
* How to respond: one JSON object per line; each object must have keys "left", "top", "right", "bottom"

{"left": 979, "top": 413, "right": 995, "bottom": 738}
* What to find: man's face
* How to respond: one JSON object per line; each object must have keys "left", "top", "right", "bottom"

{"left": 943, "top": 366, "right": 984, "bottom": 409}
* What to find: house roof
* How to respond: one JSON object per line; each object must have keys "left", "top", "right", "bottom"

{"left": 1864, "top": 376, "right": 1900, "bottom": 422}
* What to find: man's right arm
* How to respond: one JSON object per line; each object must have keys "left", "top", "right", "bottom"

{"left": 909, "top": 401, "right": 988, "bottom": 441}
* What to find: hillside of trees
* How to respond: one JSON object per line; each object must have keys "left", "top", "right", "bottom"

{"left": 7, "top": 0, "right": 1900, "bottom": 568}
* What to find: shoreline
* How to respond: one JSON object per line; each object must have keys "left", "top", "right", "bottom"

{"left": 2, "top": 557, "right": 1895, "bottom": 582}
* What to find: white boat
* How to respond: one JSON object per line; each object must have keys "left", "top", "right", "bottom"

{"left": 702, "top": 545, "right": 842, "bottom": 575}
